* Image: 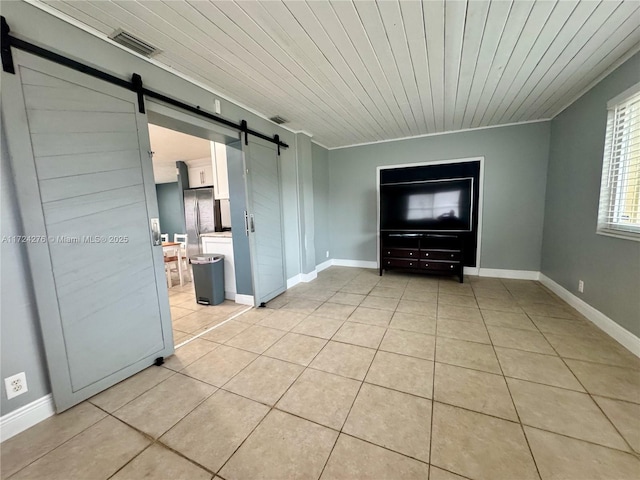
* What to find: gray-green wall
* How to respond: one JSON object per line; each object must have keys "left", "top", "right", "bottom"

{"left": 312, "top": 143, "right": 330, "bottom": 266}
{"left": 296, "top": 133, "right": 316, "bottom": 274}
{"left": 155, "top": 182, "right": 183, "bottom": 241}
{"left": 328, "top": 122, "right": 551, "bottom": 271}
{"left": 1, "top": 126, "right": 51, "bottom": 416}
{"left": 541, "top": 53, "right": 640, "bottom": 336}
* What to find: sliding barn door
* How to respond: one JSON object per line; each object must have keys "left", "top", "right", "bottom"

{"left": 1, "top": 51, "right": 173, "bottom": 411}
{"left": 244, "top": 138, "right": 286, "bottom": 305}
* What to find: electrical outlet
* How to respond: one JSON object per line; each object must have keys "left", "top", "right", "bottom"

{"left": 578, "top": 280, "right": 584, "bottom": 293}
{"left": 214, "top": 98, "right": 221, "bottom": 114}
{"left": 5, "top": 372, "right": 28, "bottom": 400}
{"left": 326, "top": 250, "right": 329, "bottom": 258}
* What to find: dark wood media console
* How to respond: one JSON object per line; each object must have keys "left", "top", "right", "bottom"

{"left": 380, "top": 233, "right": 465, "bottom": 283}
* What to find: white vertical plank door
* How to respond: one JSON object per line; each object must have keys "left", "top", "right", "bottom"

{"left": 1, "top": 50, "right": 173, "bottom": 412}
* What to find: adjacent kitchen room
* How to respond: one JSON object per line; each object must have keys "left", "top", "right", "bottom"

{"left": 148, "top": 123, "right": 246, "bottom": 346}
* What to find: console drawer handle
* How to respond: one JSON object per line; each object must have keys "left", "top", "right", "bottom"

{"left": 425, "top": 263, "right": 429, "bottom": 267}
{"left": 450, "top": 265, "right": 454, "bottom": 269}
{"left": 409, "top": 252, "right": 413, "bottom": 256}
{"left": 425, "top": 253, "right": 429, "bottom": 257}
{"left": 451, "top": 254, "right": 454, "bottom": 258}
{"left": 409, "top": 262, "right": 413, "bottom": 266}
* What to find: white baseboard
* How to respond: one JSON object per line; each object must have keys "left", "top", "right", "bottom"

{"left": 316, "top": 259, "right": 332, "bottom": 272}
{"left": 539, "top": 274, "right": 640, "bottom": 358}
{"left": 301, "top": 270, "right": 317, "bottom": 283}
{"left": 333, "top": 259, "right": 378, "bottom": 269}
{"left": 477, "top": 268, "right": 540, "bottom": 280}
{"left": 1, "top": 394, "right": 55, "bottom": 442}
{"left": 287, "top": 274, "right": 302, "bottom": 289}
{"left": 234, "top": 294, "right": 255, "bottom": 306}
{"left": 287, "top": 270, "right": 319, "bottom": 289}
{"left": 331, "top": 261, "right": 539, "bottom": 280}
{"left": 224, "top": 290, "right": 237, "bottom": 301}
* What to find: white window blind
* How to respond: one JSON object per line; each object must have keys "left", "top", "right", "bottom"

{"left": 597, "top": 83, "right": 640, "bottom": 240}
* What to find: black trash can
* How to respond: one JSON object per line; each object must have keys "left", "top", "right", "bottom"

{"left": 190, "top": 253, "right": 225, "bottom": 306}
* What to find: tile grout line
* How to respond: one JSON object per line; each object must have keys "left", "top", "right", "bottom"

{"left": 182, "top": 274, "right": 633, "bottom": 471}
{"left": 104, "top": 442, "right": 156, "bottom": 480}
{"left": 510, "top": 281, "right": 639, "bottom": 456}
{"left": 510, "top": 424, "right": 640, "bottom": 457}
{"left": 212, "top": 290, "right": 360, "bottom": 479}
{"left": 100, "top": 408, "right": 218, "bottom": 479}
{"left": 14, "top": 271, "right": 635, "bottom": 479}
{"left": 495, "top": 281, "right": 637, "bottom": 455}
{"left": 455, "top": 280, "right": 640, "bottom": 457}
{"left": 427, "top": 280, "right": 440, "bottom": 477}
{"left": 528, "top": 316, "right": 639, "bottom": 456}
{"left": 1, "top": 409, "right": 108, "bottom": 478}
{"left": 316, "top": 280, "right": 380, "bottom": 478}
{"left": 11, "top": 346, "right": 211, "bottom": 478}
{"left": 317, "top": 277, "right": 406, "bottom": 479}
{"left": 249, "top": 274, "right": 633, "bottom": 463}
{"left": 482, "top": 279, "right": 544, "bottom": 480}
{"left": 150, "top": 439, "right": 218, "bottom": 478}
{"left": 107, "top": 361, "right": 273, "bottom": 477}
{"left": 0, "top": 272, "right": 378, "bottom": 478}
{"left": 90, "top": 368, "right": 178, "bottom": 418}
{"left": 174, "top": 305, "right": 254, "bottom": 349}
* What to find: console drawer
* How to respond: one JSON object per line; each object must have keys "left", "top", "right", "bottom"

{"left": 421, "top": 260, "right": 459, "bottom": 272}
{"left": 383, "top": 258, "right": 420, "bottom": 268}
{"left": 382, "top": 248, "right": 420, "bottom": 259}
{"left": 422, "top": 250, "right": 461, "bottom": 261}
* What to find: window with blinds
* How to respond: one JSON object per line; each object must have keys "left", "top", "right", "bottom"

{"left": 597, "top": 83, "right": 640, "bottom": 240}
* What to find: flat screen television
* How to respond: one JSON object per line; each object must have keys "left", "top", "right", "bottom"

{"left": 380, "top": 178, "right": 473, "bottom": 232}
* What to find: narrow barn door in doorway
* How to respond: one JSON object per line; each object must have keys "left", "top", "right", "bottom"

{"left": 244, "top": 138, "right": 286, "bottom": 305}
{"left": 2, "top": 51, "right": 173, "bottom": 411}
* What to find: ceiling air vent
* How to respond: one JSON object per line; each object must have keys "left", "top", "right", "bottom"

{"left": 109, "top": 29, "right": 160, "bottom": 58}
{"left": 269, "top": 115, "right": 288, "bottom": 125}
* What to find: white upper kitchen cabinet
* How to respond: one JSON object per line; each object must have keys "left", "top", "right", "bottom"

{"left": 187, "top": 158, "right": 214, "bottom": 188}
{"left": 210, "top": 141, "right": 230, "bottom": 200}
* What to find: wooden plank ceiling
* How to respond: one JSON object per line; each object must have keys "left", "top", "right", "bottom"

{"left": 41, "top": 0, "right": 640, "bottom": 148}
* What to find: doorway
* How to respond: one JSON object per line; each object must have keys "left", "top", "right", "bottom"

{"left": 146, "top": 102, "right": 288, "bottom": 309}
{"left": 147, "top": 121, "right": 246, "bottom": 348}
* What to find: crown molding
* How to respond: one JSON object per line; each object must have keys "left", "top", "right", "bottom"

{"left": 550, "top": 44, "right": 640, "bottom": 120}
{"left": 327, "top": 119, "right": 551, "bottom": 151}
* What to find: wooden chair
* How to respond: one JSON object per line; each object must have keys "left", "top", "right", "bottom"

{"left": 164, "top": 245, "right": 183, "bottom": 288}
{"left": 174, "top": 233, "right": 190, "bottom": 280}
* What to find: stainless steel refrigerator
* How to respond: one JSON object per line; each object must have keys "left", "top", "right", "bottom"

{"left": 183, "top": 188, "right": 222, "bottom": 259}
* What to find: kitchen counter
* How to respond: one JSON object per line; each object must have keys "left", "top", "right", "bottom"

{"left": 200, "top": 231, "right": 232, "bottom": 238}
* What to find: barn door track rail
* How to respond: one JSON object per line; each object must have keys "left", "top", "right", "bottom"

{"left": 1, "top": 16, "right": 289, "bottom": 151}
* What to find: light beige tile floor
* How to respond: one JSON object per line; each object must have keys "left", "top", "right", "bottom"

{"left": 167, "top": 276, "right": 248, "bottom": 347}
{"left": 3, "top": 267, "right": 639, "bottom": 480}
